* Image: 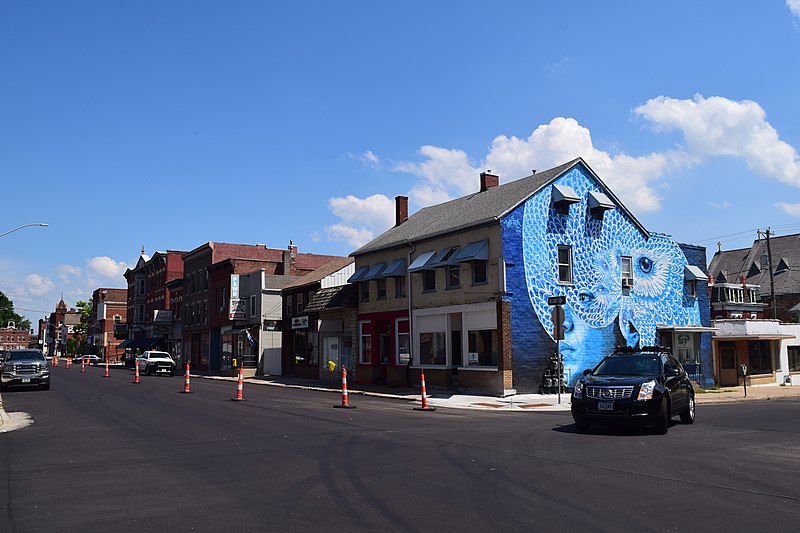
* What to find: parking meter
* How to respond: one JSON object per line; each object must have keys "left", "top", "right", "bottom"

{"left": 739, "top": 363, "right": 748, "bottom": 397}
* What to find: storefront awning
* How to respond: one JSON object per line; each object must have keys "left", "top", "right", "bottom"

{"left": 713, "top": 334, "right": 796, "bottom": 341}
{"left": 408, "top": 251, "right": 438, "bottom": 272}
{"left": 347, "top": 265, "right": 369, "bottom": 283}
{"left": 382, "top": 258, "right": 407, "bottom": 277}
{"left": 453, "top": 240, "right": 489, "bottom": 262}
{"left": 117, "top": 339, "right": 133, "bottom": 349}
{"left": 657, "top": 325, "right": 718, "bottom": 333}
{"left": 362, "top": 262, "right": 387, "bottom": 281}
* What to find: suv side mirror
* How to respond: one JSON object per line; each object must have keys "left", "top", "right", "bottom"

{"left": 665, "top": 366, "right": 679, "bottom": 377}
{"left": 582, "top": 369, "right": 592, "bottom": 376}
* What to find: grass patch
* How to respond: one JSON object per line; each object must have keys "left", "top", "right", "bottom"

{"left": 696, "top": 388, "right": 735, "bottom": 394}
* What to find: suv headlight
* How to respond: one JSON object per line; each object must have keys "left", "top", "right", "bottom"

{"left": 573, "top": 381, "right": 584, "bottom": 399}
{"left": 637, "top": 380, "right": 656, "bottom": 401}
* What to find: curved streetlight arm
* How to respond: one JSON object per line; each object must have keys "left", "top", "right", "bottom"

{"left": 0, "top": 223, "right": 48, "bottom": 238}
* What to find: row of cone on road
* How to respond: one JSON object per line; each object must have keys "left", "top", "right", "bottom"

{"left": 59, "top": 356, "right": 436, "bottom": 409}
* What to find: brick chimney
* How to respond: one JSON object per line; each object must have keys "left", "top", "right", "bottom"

{"left": 283, "top": 241, "right": 297, "bottom": 275}
{"left": 480, "top": 170, "right": 499, "bottom": 192}
{"left": 395, "top": 195, "right": 408, "bottom": 226}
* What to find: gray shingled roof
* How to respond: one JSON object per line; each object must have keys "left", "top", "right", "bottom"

{"left": 352, "top": 159, "right": 580, "bottom": 256}
{"left": 708, "top": 233, "right": 800, "bottom": 296}
{"left": 351, "top": 158, "right": 647, "bottom": 257}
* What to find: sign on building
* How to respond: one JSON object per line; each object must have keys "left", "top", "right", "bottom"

{"left": 230, "top": 275, "right": 240, "bottom": 299}
{"left": 229, "top": 298, "right": 247, "bottom": 320}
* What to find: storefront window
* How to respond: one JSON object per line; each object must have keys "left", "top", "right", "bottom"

{"left": 788, "top": 346, "right": 800, "bottom": 372}
{"left": 748, "top": 340, "right": 772, "bottom": 375}
{"left": 419, "top": 332, "right": 446, "bottom": 365}
{"left": 221, "top": 332, "right": 233, "bottom": 371}
{"left": 397, "top": 332, "right": 410, "bottom": 364}
{"left": 467, "top": 329, "right": 498, "bottom": 366}
{"left": 360, "top": 334, "right": 371, "bottom": 364}
{"left": 294, "top": 330, "right": 307, "bottom": 364}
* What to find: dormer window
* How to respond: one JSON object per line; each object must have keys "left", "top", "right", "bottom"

{"left": 684, "top": 265, "right": 708, "bottom": 299}
{"left": 551, "top": 184, "right": 580, "bottom": 215}
{"left": 588, "top": 190, "right": 615, "bottom": 220}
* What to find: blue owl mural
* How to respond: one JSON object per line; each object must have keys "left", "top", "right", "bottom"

{"left": 502, "top": 162, "right": 705, "bottom": 391}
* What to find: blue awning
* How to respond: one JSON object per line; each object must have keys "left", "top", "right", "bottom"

{"left": 382, "top": 258, "right": 407, "bottom": 277}
{"left": 362, "top": 262, "right": 387, "bottom": 281}
{"left": 347, "top": 265, "right": 369, "bottom": 283}
{"left": 429, "top": 247, "right": 461, "bottom": 268}
{"left": 408, "top": 251, "right": 437, "bottom": 272}
{"left": 453, "top": 240, "right": 489, "bottom": 262}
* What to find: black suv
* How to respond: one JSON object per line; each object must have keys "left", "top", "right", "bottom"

{"left": 570, "top": 347, "right": 694, "bottom": 434}
{"left": 1, "top": 349, "right": 51, "bottom": 391}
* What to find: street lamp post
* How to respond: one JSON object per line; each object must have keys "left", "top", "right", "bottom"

{"left": 0, "top": 223, "right": 48, "bottom": 238}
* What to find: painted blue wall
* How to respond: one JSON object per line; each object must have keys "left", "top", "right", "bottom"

{"left": 502, "top": 163, "right": 707, "bottom": 392}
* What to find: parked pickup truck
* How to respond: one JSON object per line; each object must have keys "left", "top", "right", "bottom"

{"left": 135, "top": 351, "right": 176, "bottom": 376}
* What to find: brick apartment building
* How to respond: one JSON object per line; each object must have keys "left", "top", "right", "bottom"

{"left": 88, "top": 287, "right": 128, "bottom": 363}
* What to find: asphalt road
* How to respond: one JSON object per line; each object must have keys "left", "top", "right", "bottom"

{"left": 1, "top": 365, "right": 799, "bottom": 533}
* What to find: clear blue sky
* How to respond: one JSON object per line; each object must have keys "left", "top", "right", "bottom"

{"left": 2, "top": 1, "right": 800, "bottom": 325}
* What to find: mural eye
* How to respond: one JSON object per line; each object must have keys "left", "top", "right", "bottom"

{"left": 578, "top": 289, "right": 596, "bottom": 303}
{"left": 639, "top": 257, "right": 653, "bottom": 273}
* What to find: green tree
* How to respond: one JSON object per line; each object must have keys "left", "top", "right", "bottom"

{"left": 0, "top": 290, "right": 31, "bottom": 331}
{"left": 70, "top": 300, "right": 93, "bottom": 354}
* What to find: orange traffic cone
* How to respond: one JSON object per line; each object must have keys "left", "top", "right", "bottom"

{"left": 413, "top": 368, "right": 436, "bottom": 411}
{"left": 180, "top": 363, "right": 192, "bottom": 394}
{"left": 81, "top": 357, "right": 86, "bottom": 374}
{"left": 230, "top": 365, "right": 245, "bottom": 401}
{"left": 132, "top": 360, "right": 141, "bottom": 384}
{"left": 333, "top": 367, "right": 355, "bottom": 409}
{"left": 66, "top": 357, "right": 71, "bottom": 369}
{"left": 53, "top": 356, "right": 59, "bottom": 367}
{"left": 103, "top": 361, "right": 109, "bottom": 378}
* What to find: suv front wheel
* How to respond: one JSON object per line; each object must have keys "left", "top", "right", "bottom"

{"left": 680, "top": 393, "right": 695, "bottom": 424}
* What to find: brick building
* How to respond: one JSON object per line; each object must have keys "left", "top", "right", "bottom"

{"left": 0, "top": 322, "right": 30, "bottom": 351}
{"left": 122, "top": 248, "right": 185, "bottom": 356}
{"left": 88, "top": 288, "right": 128, "bottom": 363}
{"left": 181, "top": 241, "right": 343, "bottom": 374}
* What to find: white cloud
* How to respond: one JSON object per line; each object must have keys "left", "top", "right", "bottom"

{"left": 359, "top": 150, "right": 381, "bottom": 169}
{"left": 635, "top": 95, "right": 800, "bottom": 187}
{"left": 708, "top": 200, "right": 732, "bottom": 209}
{"left": 789, "top": 0, "right": 800, "bottom": 17}
{"left": 484, "top": 117, "right": 676, "bottom": 212}
{"left": 776, "top": 201, "right": 800, "bottom": 216}
{"left": 21, "top": 274, "right": 55, "bottom": 297}
{"left": 86, "top": 256, "right": 129, "bottom": 279}
{"left": 325, "top": 194, "right": 396, "bottom": 247}
{"left": 327, "top": 95, "right": 800, "bottom": 248}
{"left": 56, "top": 264, "right": 82, "bottom": 282}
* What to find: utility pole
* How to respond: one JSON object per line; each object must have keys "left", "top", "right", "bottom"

{"left": 758, "top": 228, "right": 777, "bottom": 319}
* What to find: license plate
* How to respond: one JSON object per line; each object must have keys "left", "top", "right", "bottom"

{"left": 598, "top": 401, "right": 613, "bottom": 411}
{"left": 22, "top": 378, "right": 31, "bottom": 383}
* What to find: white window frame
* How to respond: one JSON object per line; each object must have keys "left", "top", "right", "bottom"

{"left": 396, "top": 319, "right": 410, "bottom": 365}
{"left": 557, "top": 245, "right": 573, "bottom": 285}
{"left": 359, "top": 321, "right": 372, "bottom": 365}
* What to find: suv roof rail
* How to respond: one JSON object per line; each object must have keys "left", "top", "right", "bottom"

{"left": 612, "top": 345, "right": 670, "bottom": 355}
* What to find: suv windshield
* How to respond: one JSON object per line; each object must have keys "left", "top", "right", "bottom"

{"left": 592, "top": 356, "right": 660, "bottom": 377}
{"left": 7, "top": 351, "right": 46, "bottom": 361}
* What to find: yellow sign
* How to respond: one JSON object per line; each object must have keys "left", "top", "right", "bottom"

{"left": 328, "top": 360, "right": 336, "bottom": 372}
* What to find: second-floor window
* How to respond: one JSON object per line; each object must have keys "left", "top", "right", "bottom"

{"left": 395, "top": 276, "right": 406, "bottom": 298}
{"left": 423, "top": 270, "right": 436, "bottom": 292}
{"left": 250, "top": 295, "right": 257, "bottom": 317}
{"left": 377, "top": 279, "right": 387, "bottom": 300}
{"left": 296, "top": 293, "right": 304, "bottom": 314}
{"left": 557, "top": 245, "right": 573, "bottom": 284}
{"left": 472, "top": 260, "right": 488, "bottom": 285}
{"left": 360, "top": 282, "right": 369, "bottom": 302}
{"left": 447, "top": 264, "right": 460, "bottom": 289}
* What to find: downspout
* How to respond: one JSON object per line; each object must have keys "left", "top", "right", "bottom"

{"left": 406, "top": 241, "right": 415, "bottom": 386}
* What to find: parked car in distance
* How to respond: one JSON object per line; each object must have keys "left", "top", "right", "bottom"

{"left": 73, "top": 355, "right": 101, "bottom": 365}
{"left": 1, "top": 349, "right": 51, "bottom": 391}
{"left": 570, "top": 346, "right": 695, "bottom": 434}
{"left": 135, "top": 351, "right": 176, "bottom": 376}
